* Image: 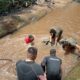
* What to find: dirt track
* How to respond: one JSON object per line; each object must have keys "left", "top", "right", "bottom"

{"left": 0, "top": 2, "right": 80, "bottom": 80}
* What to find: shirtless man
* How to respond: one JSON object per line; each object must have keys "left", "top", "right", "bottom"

{"left": 60, "top": 38, "right": 80, "bottom": 58}
{"left": 48, "top": 27, "right": 63, "bottom": 46}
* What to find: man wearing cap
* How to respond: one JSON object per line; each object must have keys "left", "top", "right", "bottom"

{"left": 16, "top": 47, "right": 46, "bottom": 80}
{"left": 41, "top": 49, "right": 62, "bottom": 80}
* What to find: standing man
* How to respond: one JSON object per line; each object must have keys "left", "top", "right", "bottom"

{"left": 41, "top": 48, "right": 62, "bottom": 80}
{"left": 16, "top": 47, "right": 46, "bottom": 80}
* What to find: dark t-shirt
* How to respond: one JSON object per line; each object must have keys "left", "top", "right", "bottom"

{"left": 41, "top": 56, "right": 62, "bottom": 75}
{"left": 16, "top": 60, "right": 44, "bottom": 80}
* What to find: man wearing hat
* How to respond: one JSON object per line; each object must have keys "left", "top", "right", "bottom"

{"left": 41, "top": 48, "right": 62, "bottom": 80}
{"left": 16, "top": 47, "right": 46, "bottom": 80}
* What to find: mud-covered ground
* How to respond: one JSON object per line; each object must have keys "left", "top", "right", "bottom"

{"left": 0, "top": 1, "right": 80, "bottom": 80}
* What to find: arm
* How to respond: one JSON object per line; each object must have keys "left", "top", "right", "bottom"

{"left": 60, "top": 65, "right": 62, "bottom": 78}
{"left": 49, "top": 36, "right": 52, "bottom": 42}
{"left": 55, "top": 37, "right": 58, "bottom": 46}
{"left": 60, "top": 59, "right": 62, "bottom": 78}
{"left": 76, "top": 44, "right": 80, "bottom": 50}
{"left": 41, "top": 57, "right": 47, "bottom": 72}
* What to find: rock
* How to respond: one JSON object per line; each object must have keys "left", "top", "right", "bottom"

{"left": 53, "top": 0, "right": 73, "bottom": 7}
{"left": 0, "top": 26, "right": 7, "bottom": 38}
{"left": 0, "top": 16, "right": 19, "bottom": 38}
{"left": 76, "top": 0, "right": 80, "bottom": 2}
{"left": 3, "top": 20, "right": 17, "bottom": 33}
{"left": 32, "top": 9, "right": 47, "bottom": 21}
{"left": 37, "top": 0, "right": 45, "bottom": 5}
{"left": 0, "top": 6, "right": 47, "bottom": 38}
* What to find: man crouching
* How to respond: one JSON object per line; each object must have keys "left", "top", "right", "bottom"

{"left": 59, "top": 38, "right": 80, "bottom": 58}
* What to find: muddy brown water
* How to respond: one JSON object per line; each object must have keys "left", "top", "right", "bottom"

{"left": 0, "top": 2, "right": 80, "bottom": 80}
{"left": 13, "top": 2, "right": 80, "bottom": 43}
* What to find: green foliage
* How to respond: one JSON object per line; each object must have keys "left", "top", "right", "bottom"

{"left": 0, "top": 0, "right": 37, "bottom": 13}
{"left": 0, "top": 0, "right": 9, "bottom": 12}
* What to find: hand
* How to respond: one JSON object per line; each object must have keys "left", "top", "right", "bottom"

{"left": 76, "top": 44, "right": 80, "bottom": 50}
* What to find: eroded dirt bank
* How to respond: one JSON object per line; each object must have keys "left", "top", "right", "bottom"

{"left": 0, "top": 2, "right": 80, "bottom": 80}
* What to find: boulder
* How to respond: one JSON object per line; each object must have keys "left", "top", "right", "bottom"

{"left": 0, "top": 16, "right": 19, "bottom": 38}
{"left": 2, "top": 20, "right": 17, "bottom": 33}
{"left": 0, "top": 25, "right": 7, "bottom": 38}
{"left": 37, "top": 0, "right": 45, "bottom": 5}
